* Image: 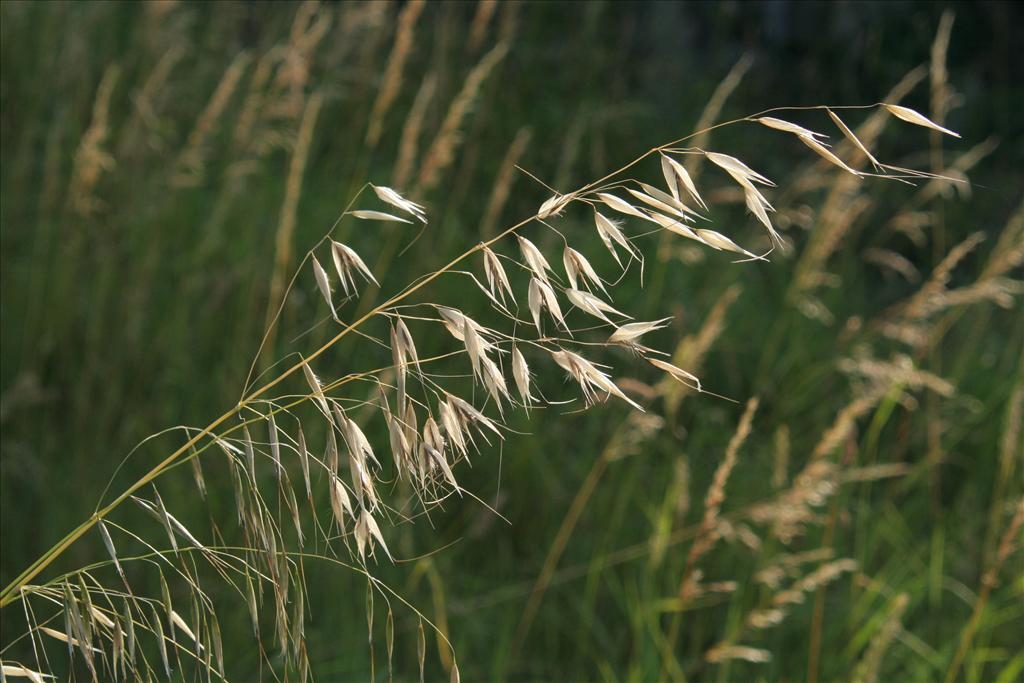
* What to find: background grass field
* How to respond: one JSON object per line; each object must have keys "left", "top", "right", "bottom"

{"left": 1, "top": 2, "right": 1022, "bottom": 681}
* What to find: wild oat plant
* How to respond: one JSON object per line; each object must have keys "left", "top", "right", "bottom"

{"left": 1, "top": 98, "right": 997, "bottom": 682}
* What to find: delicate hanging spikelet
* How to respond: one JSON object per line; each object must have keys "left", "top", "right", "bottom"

{"left": 594, "top": 211, "right": 639, "bottom": 267}
{"left": 566, "top": 288, "right": 631, "bottom": 325}
{"left": 883, "top": 103, "right": 960, "bottom": 138}
{"left": 301, "top": 361, "right": 331, "bottom": 416}
{"left": 311, "top": 255, "right": 338, "bottom": 322}
{"left": 550, "top": 348, "right": 642, "bottom": 410}
{"left": 608, "top": 318, "right": 672, "bottom": 352}
{"left": 537, "top": 191, "right": 576, "bottom": 219}
{"left": 463, "top": 317, "right": 485, "bottom": 384}
{"left": 694, "top": 229, "right": 760, "bottom": 259}
{"left": 516, "top": 235, "right": 553, "bottom": 283}
{"left": 372, "top": 184, "right": 428, "bottom": 222}
{"left": 528, "top": 277, "right": 568, "bottom": 333}
{"left": 436, "top": 307, "right": 501, "bottom": 352}
{"left": 481, "top": 357, "right": 510, "bottom": 414}
{"left": 356, "top": 509, "right": 393, "bottom": 562}
{"left": 661, "top": 153, "right": 708, "bottom": 211}
{"left": 395, "top": 317, "right": 419, "bottom": 370}
{"left": 647, "top": 210, "right": 702, "bottom": 242}
{"left": 482, "top": 245, "right": 514, "bottom": 306}
{"left": 511, "top": 346, "right": 537, "bottom": 407}
{"left": 744, "top": 188, "right": 781, "bottom": 245}
{"left": 705, "top": 151, "right": 775, "bottom": 186}
{"left": 331, "top": 241, "right": 379, "bottom": 296}
{"left": 638, "top": 182, "right": 704, "bottom": 219}
{"left": 438, "top": 398, "right": 468, "bottom": 457}
{"left": 648, "top": 357, "right": 702, "bottom": 391}
{"left": 596, "top": 192, "right": 648, "bottom": 219}
{"left": 627, "top": 187, "right": 695, "bottom": 223}
{"left": 755, "top": 116, "right": 828, "bottom": 140}
{"left": 421, "top": 417, "right": 458, "bottom": 489}
{"left": 797, "top": 134, "right": 862, "bottom": 177}
{"left": 329, "top": 475, "right": 353, "bottom": 530}
{"left": 826, "top": 108, "right": 882, "bottom": 169}
{"left": 350, "top": 210, "right": 413, "bottom": 224}
{"left": 447, "top": 394, "right": 503, "bottom": 443}
{"left": 563, "top": 246, "right": 608, "bottom": 295}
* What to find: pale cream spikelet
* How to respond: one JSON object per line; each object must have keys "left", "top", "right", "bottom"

{"left": 882, "top": 103, "right": 960, "bottom": 137}
{"left": 438, "top": 397, "right": 468, "bottom": 458}
{"left": 549, "top": 348, "right": 642, "bottom": 410}
{"left": 481, "top": 356, "right": 510, "bottom": 413}
{"left": 355, "top": 508, "right": 392, "bottom": 562}
{"left": 637, "top": 182, "right": 704, "bottom": 219}
{"left": 827, "top": 107, "right": 882, "bottom": 169}
{"left": 797, "top": 133, "right": 862, "bottom": 177}
{"left": 705, "top": 151, "right": 775, "bottom": 186}
{"left": 608, "top": 318, "right": 672, "bottom": 352}
{"left": 627, "top": 187, "right": 695, "bottom": 223}
{"left": 562, "top": 245, "right": 608, "bottom": 295}
{"left": 528, "top": 277, "right": 568, "bottom": 333}
{"left": 647, "top": 210, "right": 703, "bottom": 242}
{"left": 372, "top": 184, "right": 427, "bottom": 222}
{"left": 446, "top": 394, "right": 503, "bottom": 444}
{"left": 661, "top": 153, "right": 708, "bottom": 211}
{"left": 511, "top": 346, "right": 537, "bottom": 407}
{"left": 755, "top": 115, "right": 828, "bottom": 140}
{"left": 462, "top": 316, "right": 486, "bottom": 384}
{"left": 565, "top": 288, "right": 630, "bottom": 325}
{"left": 350, "top": 209, "right": 413, "bottom": 224}
{"left": 311, "top": 255, "right": 338, "bottom": 322}
{"left": 647, "top": 357, "right": 702, "bottom": 391}
{"left": 482, "top": 245, "right": 514, "bottom": 306}
{"left": 594, "top": 211, "right": 639, "bottom": 267}
{"left": 596, "top": 191, "right": 648, "bottom": 219}
{"left": 537, "top": 191, "right": 576, "bottom": 219}
{"left": 331, "top": 240, "right": 379, "bottom": 296}
{"left": 694, "top": 228, "right": 760, "bottom": 259}
{"left": 301, "top": 361, "right": 331, "bottom": 417}
{"left": 516, "top": 234, "right": 554, "bottom": 283}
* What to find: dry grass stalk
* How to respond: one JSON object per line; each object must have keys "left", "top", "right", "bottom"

{"left": 173, "top": 51, "right": 251, "bottom": 185}
{"left": 392, "top": 73, "right": 438, "bottom": 189}
{"left": 265, "top": 91, "right": 325, "bottom": 343}
{"left": 467, "top": 0, "right": 499, "bottom": 54}
{"left": 678, "top": 398, "right": 759, "bottom": 600}
{"left": 366, "top": 0, "right": 426, "bottom": 147}
{"left": 416, "top": 42, "right": 509, "bottom": 192}
{"left": 480, "top": 127, "right": 533, "bottom": 237}
{"left": 944, "top": 500, "right": 1024, "bottom": 683}
{"left": 69, "top": 64, "right": 120, "bottom": 216}
{"left": 852, "top": 593, "right": 909, "bottom": 683}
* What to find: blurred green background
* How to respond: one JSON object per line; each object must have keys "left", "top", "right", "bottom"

{"left": 2, "top": 1, "right": 1022, "bottom": 681}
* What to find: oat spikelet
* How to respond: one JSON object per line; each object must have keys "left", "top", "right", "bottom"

{"left": 350, "top": 210, "right": 413, "bottom": 224}
{"left": 331, "top": 240, "right": 380, "bottom": 296}
{"left": 756, "top": 116, "right": 827, "bottom": 140}
{"left": 550, "top": 349, "right": 642, "bottom": 410}
{"left": 661, "top": 153, "right": 708, "bottom": 212}
{"left": 594, "top": 211, "right": 639, "bottom": 266}
{"left": 827, "top": 108, "right": 882, "bottom": 169}
{"left": 372, "top": 185, "right": 427, "bottom": 223}
{"left": 311, "top": 255, "right": 338, "bottom": 321}
{"left": 883, "top": 103, "right": 960, "bottom": 138}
